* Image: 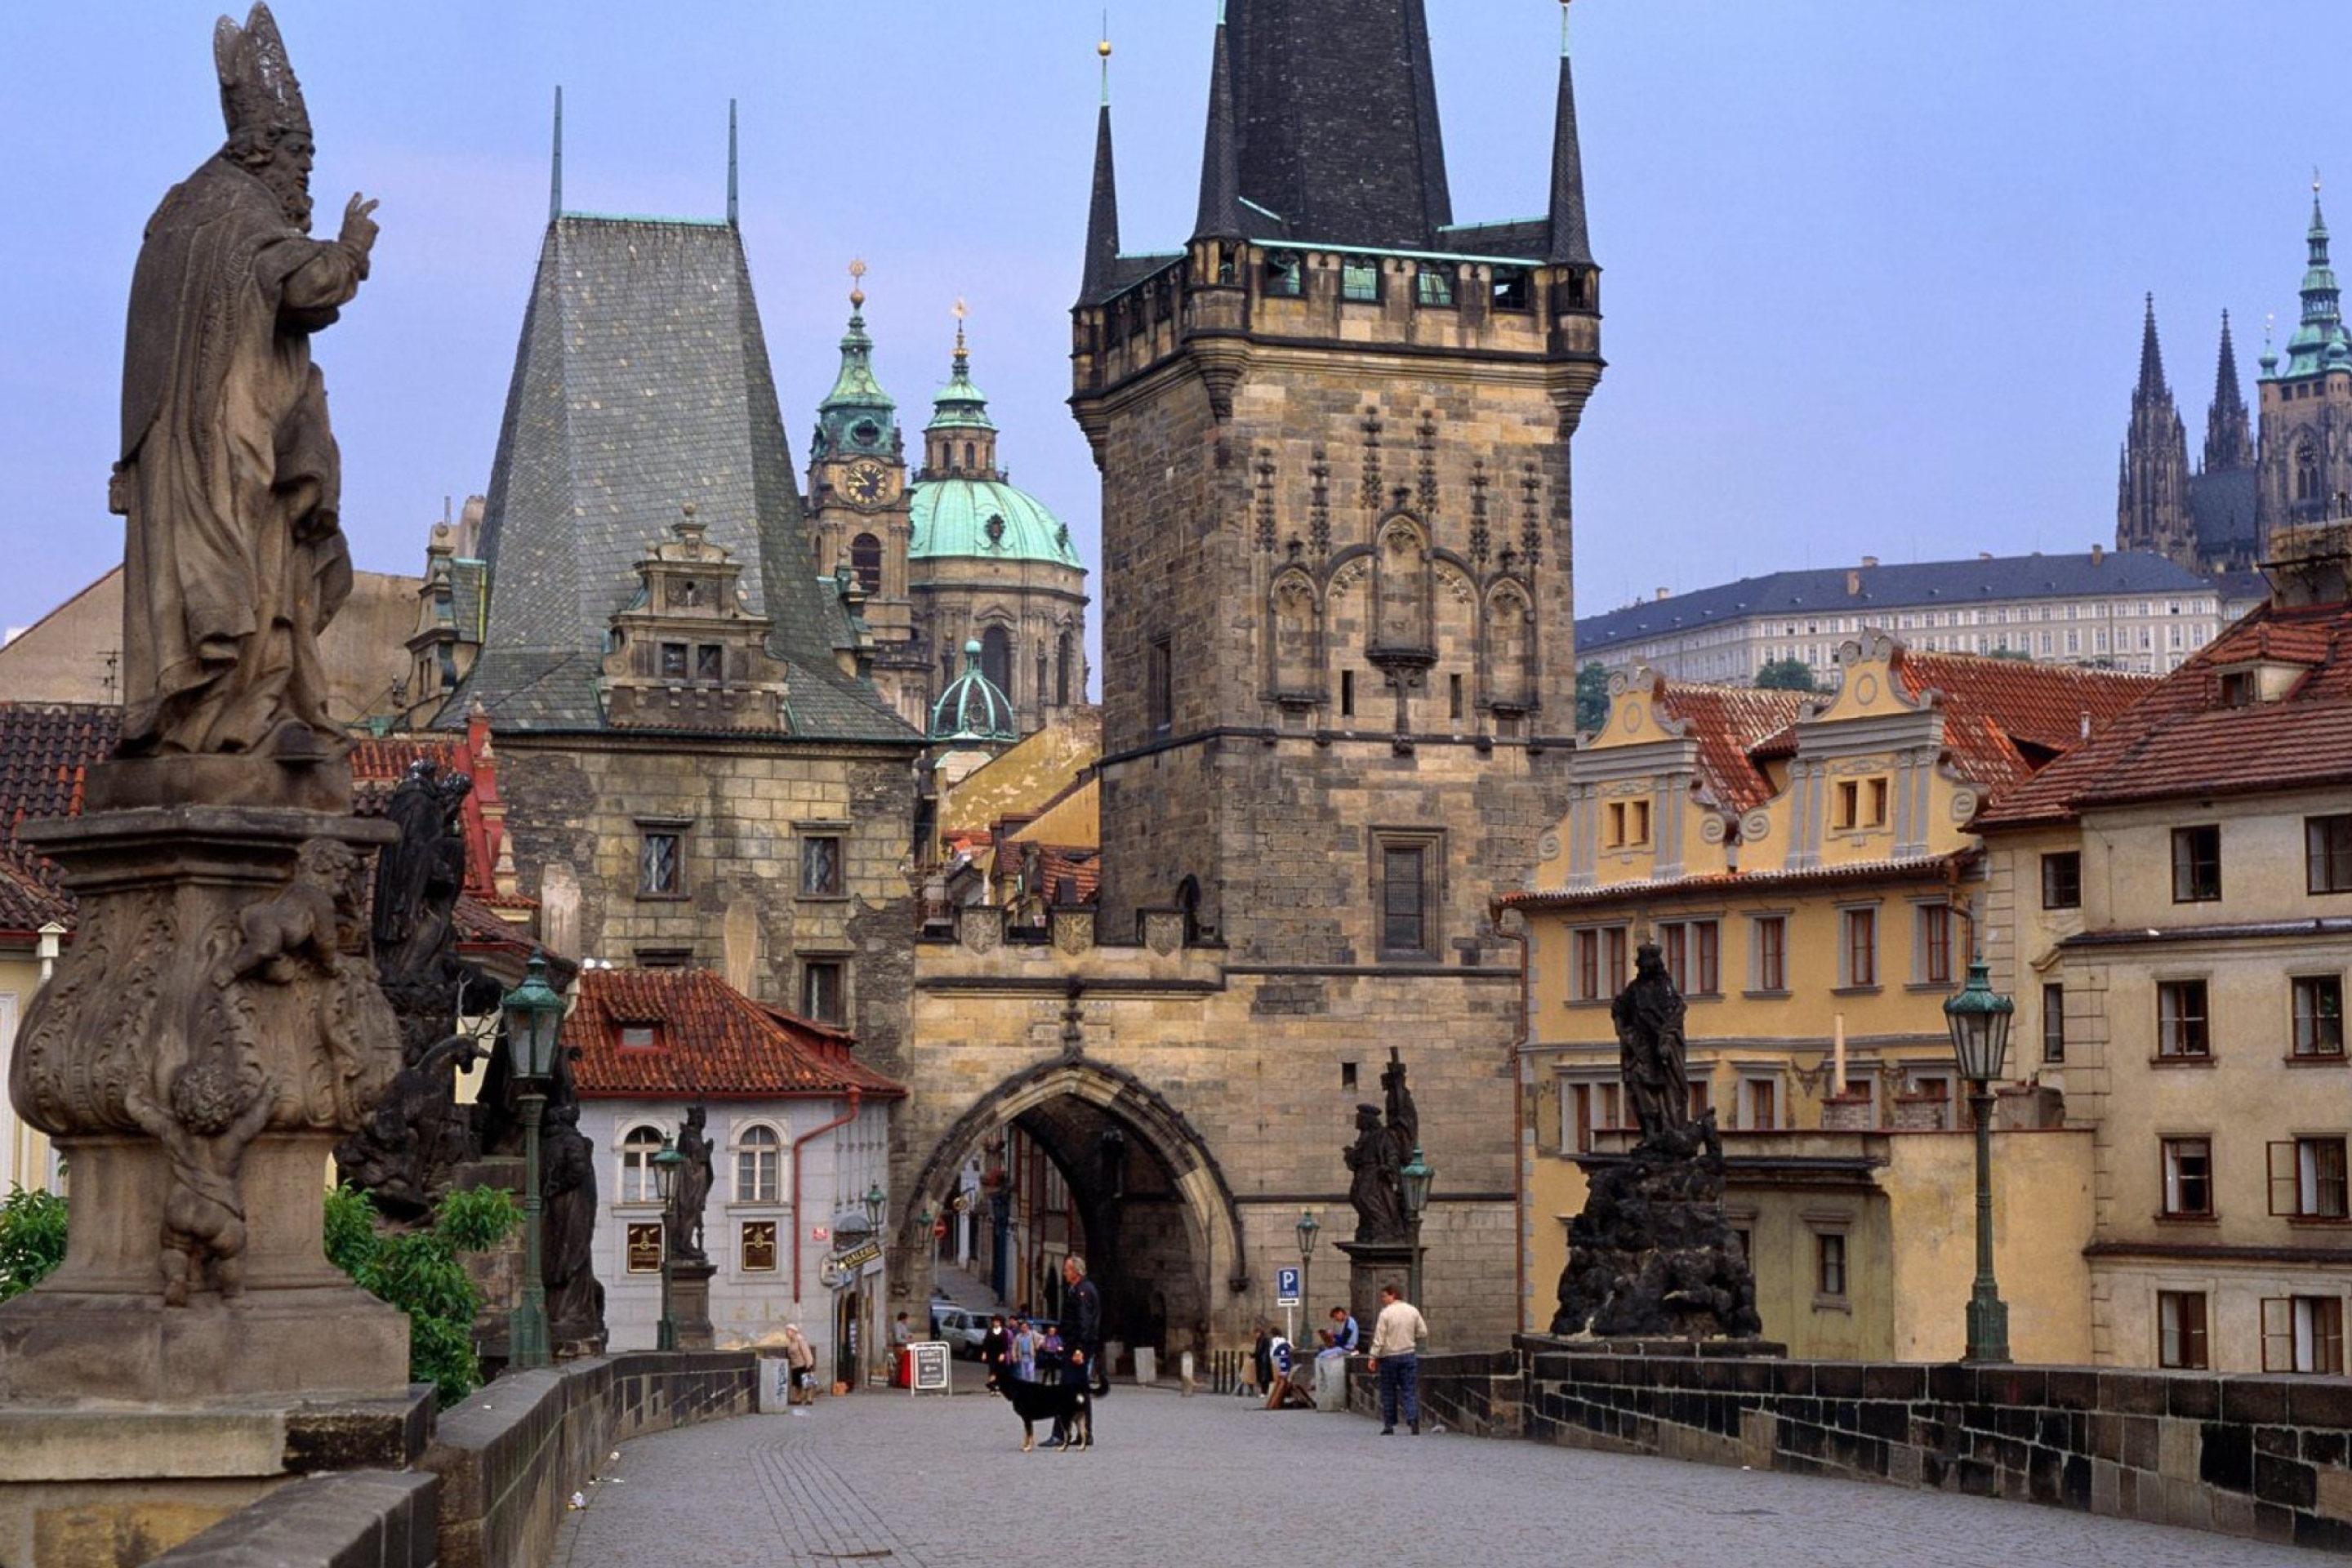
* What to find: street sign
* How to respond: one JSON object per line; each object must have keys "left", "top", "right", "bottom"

{"left": 1275, "top": 1267, "right": 1301, "bottom": 1307}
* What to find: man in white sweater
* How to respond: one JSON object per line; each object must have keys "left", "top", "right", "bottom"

{"left": 1365, "top": 1283, "right": 1428, "bottom": 1435}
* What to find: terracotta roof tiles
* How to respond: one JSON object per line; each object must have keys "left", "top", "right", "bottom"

{"left": 1653, "top": 685, "right": 1805, "bottom": 813}
{"left": 570, "top": 967, "right": 906, "bottom": 1100}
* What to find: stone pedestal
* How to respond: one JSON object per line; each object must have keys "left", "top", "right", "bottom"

{"left": 671, "top": 1259, "right": 717, "bottom": 1352}
{"left": 1, "top": 794, "right": 410, "bottom": 1403}
{"left": 1336, "top": 1239, "right": 1414, "bottom": 1330}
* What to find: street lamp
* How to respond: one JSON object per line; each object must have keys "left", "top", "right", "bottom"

{"left": 1399, "top": 1147, "right": 1432, "bottom": 1348}
{"left": 1944, "top": 956, "right": 2016, "bottom": 1364}
{"left": 652, "top": 1133, "right": 684, "bottom": 1352}
{"left": 1295, "top": 1209, "right": 1320, "bottom": 1339}
{"left": 500, "top": 952, "right": 564, "bottom": 1370}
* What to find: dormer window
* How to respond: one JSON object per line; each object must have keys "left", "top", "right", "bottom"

{"left": 2219, "top": 670, "right": 2256, "bottom": 707}
{"left": 618, "top": 1022, "right": 661, "bottom": 1049}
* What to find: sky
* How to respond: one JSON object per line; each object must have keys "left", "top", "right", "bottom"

{"left": 0, "top": 2, "right": 2339, "bottom": 653}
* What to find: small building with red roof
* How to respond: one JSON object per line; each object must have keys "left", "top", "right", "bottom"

{"left": 566, "top": 964, "right": 906, "bottom": 1379}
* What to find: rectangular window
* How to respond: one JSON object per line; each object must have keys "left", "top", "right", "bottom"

{"left": 741, "top": 1220, "right": 779, "bottom": 1273}
{"left": 1842, "top": 907, "right": 1878, "bottom": 988}
{"left": 1565, "top": 1080, "right": 1624, "bottom": 1153}
{"left": 1603, "top": 926, "right": 1628, "bottom": 991}
{"left": 1339, "top": 669, "right": 1355, "bottom": 719}
{"left": 1414, "top": 266, "right": 1455, "bottom": 307}
{"left": 1917, "top": 904, "right": 1953, "bottom": 987}
{"left": 1659, "top": 920, "right": 1720, "bottom": 996}
{"left": 1490, "top": 267, "right": 1530, "bottom": 310}
{"left": 1449, "top": 673, "right": 1463, "bottom": 721}
{"left": 1341, "top": 260, "right": 1380, "bottom": 302}
{"left": 1746, "top": 1077, "right": 1778, "bottom": 1132}
{"left": 1687, "top": 1079, "right": 1713, "bottom": 1120}
{"left": 2158, "top": 1290, "right": 2210, "bottom": 1370}
{"left": 2308, "top": 814, "right": 2352, "bottom": 893}
{"left": 1377, "top": 837, "right": 1437, "bottom": 958}
{"left": 737, "top": 1130, "right": 780, "bottom": 1203}
{"left": 2262, "top": 1296, "right": 2348, "bottom": 1374}
{"left": 619, "top": 1022, "right": 659, "bottom": 1049}
{"left": 1815, "top": 1232, "right": 1847, "bottom": 1298}
{"left": 1659, "top": 922, "right": 1684, "bottom": 987}
{"left": 1605, "top": 800, "right": 1653, "bottom": 849}
{"left": 802, "top": 960, "right": 845, "bottom": 1025}
{"left": 2162, "top": 1138, "right": 2214, "bottom": 1218}
{"left": 2041, "top": 852, "right": 2082, "bottom": 910}
{"left": 1753, "top": 915, "right": 1788, "bottom": 992}
{"left": 2171, "top": 825, "right": 2221, "bottom": 902}
{"left": 2294, "top": 975, "right": 2345, "bottom": 1058}
{"left": 626, "top": 1222, "right": 665, "bottom": 1275}
{"left": 1148, "top": 636, "right": 1174, "bottom": 733}
{"left": 801, "top": 834, "right": 844, "bottom": 897}
{"left": 695, "top": 644, "right": 724, "bottom": 681}
{"left": 2270, "top": 1138, "right": 2350, "bottom": 1218}
{"left": 1833, "top": 780, "right": 1860, "bottom": 831}
{"left": 639, "top": 831, "right": 682, "bottom": 897}
{"left": 1573, "top": 929, "right": 1601, "bottom": 1002}
{"left": 1867, "top": 777, "right": 1890, "bottom": 827}
{"left": 2158, "top": 980, "right": 2211, "bottom": 1058}
{"left": 2042, "top": 982, "right": 2065, "bottom": 1065}
{"left": 660, "top": 642, "right": 688, "bottom": 679}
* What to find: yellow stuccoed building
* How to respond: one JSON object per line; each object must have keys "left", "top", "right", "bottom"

{"left": 1504, "top": 634, "right": 2150, "bottom": 1359}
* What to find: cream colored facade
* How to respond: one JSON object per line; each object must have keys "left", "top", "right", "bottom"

{"left": 0, "top": 946, "right": 58, "bottom": 1194}
{"left": 1984, "top": 791, "right": 2352, "bottom": 1372}
{"left": 1510, "top": 635, "right": 2137, "bottom": 1356}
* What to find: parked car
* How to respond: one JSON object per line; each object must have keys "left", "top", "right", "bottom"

{"left": 929, "top": 1306, "right": 990, "bottom": 1358}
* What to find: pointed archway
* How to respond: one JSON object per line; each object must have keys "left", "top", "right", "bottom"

{"left": 898, "top": 1057, "right": 1248, "bottom": 1362}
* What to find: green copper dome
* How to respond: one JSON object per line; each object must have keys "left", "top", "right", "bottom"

{"left": 811, "top": 280, "right": 898, "bottom": 461}
{"left": 927, "top": 329, "right": 997, "bottom": 434}
{"left": 910, "top": 477, "right": 1082, "bottom": 567}
{"left": 930, "top": 640, "right": 1019, "bottom": 744}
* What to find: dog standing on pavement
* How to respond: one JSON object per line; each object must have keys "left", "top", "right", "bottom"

{"left": 994, "top": 1377, "right": 1092, "bottom": 1452}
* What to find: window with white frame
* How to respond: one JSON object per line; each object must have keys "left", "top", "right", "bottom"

{"left": 2161, "top": 1138, "right": 2214, "bottom": 1218}
{"left": 2158, "top": 1290, "right": 2210, "bottom": 1369}
{"left": 2261, "top": 1295, "right": 2346, "bottom": 1374}
{"left": 736, "top": 1123, "right": 783, "bottom": 1204}
{"left": 2158, "top": 980, "right": 2211, "bottom": 1058}
{"left": 621, "top": 1124, "right": 666, "bottom": 1204}
{"left": 2293, "top": 975, "right": 2345, "bottom": 1058}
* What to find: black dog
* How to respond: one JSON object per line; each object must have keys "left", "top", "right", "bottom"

{"left": 994, "top": 1377, "right": 1092, "bottom": 1452}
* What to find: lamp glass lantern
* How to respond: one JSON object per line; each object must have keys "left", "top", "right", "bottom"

{"left": 1398, "top": 1149, "right": 1433, "bottom": 1222}
{"left": 862, "top": 1183, "right": 887, "bottom": 1232}
{"left": 500, "top": 953, "right": 565, "bottom": 1081}
{"left": 1295, "top": 1209, "right": 1320, "bottom": 1261}
{"left": 1944, "top": 956, "right": 2016, "bottom": 1085}
{"left": 653, "top": 1134, "right": 684, "bottom": 1204}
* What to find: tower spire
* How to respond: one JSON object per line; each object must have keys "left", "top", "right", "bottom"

{"left": 549, "top": 85, "right": 564, "bottom": 224}
{"left": 1081, "top": 31, "right": 1124, "bottom": 301}
{"left": 727, "top": 99, "right": 739, "bottom": 226}
{"left": 2137, "top": 292, "right": 2167, "bottom": 396}
{"left": 1192, "top": 7, "right": 1243, "bottom": 242}
{"left": 2205, "top": 310, "right": 2254, "bottom": 473}
{"left": 1547, "top": 0, "right": 1592, "bottom": 267}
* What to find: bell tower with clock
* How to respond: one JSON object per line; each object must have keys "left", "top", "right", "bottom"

{"left": 806, "top": 262, "right": 926, "bottom": 727}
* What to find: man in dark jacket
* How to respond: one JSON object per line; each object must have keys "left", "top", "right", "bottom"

{"left": 1064, "top": 1254, "right": 1106, "bottom": 1395}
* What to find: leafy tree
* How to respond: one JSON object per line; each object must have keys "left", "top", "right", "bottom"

{"left": 1988, "top": 646, "right": 2034, "bottom": 662}
{"left": 0, "top": 1185, "right": 67, "bottom": 1302}
{"left": 323, "top": 1183, "right": 520, "bottom": 1407}
{"left": 1575, "top": 661, "right": 1613, "bottom": 735}
{"left": 1755, "top": 657, "right": 1819, "bottom": 693}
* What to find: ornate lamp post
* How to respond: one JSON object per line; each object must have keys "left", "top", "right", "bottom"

{"left": 1295, "top": 1209, "right": 1320, "bottom": 1334}
{"left": 652, "top": 1133, "right": 684, "bottom": 1352}
{"left": 500, "top": 953, "right": 564, "bottom": 1370}
{"left": 1399, "top": 1147, "right": 1433, "bottom": 1348}
{"left": 1944, "top": 956, "right": 2016, "bottom": 1364}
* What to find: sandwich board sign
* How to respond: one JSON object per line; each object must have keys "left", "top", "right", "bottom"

{"left": 910, "top": 1340, "right": 952, "bottom": 1397}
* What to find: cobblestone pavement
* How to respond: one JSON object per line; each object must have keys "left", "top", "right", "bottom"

{"left": 556, "top": 1379, "right": 2314, "bottom": 1568}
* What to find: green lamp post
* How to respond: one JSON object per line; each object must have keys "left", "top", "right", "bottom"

{"left": 499, "top": 952, "right": 565, "bottom": 1370}
{"left": 1944, "top": 956, "right": 2016, "bottom": 1364}
{"left": 653, "top": 1133, "right": 684, "bottom": 1352}
{"left": 1295, "top": 1209, "right": 1321, "bottom": 1343}
{"left": 1399, "top": 1147, "right": 1433, "bottom": 1348}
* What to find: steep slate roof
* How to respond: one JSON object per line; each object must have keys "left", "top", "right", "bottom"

{"left": 1651, "top": 684, "right": 1804, "bottom": 814}
{"left": 569, "top": 967, "right": 906, "bottom": 1100}
{"left": 445, "top": 216, "right": 914, "bottom": 744}
{"left": 1578, "top": 550, "right": 2215, "bottom": 654}
{"left": 2189, "top": 469, "right": 2259, "bottom": 562}
{"left": 1977, "top": 596, "right": 2352, "bottom": 828}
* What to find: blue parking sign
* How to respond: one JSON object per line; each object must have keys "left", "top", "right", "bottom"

{"left": 1276, "top": 1267, "right": 1301, "bottom": 1307}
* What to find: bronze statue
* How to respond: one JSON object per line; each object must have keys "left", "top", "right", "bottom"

{"left": 1344, "top": 1102, "right": 1406, "bottom": 1241}
{"left": 112, "top": 3, "right": 378, "bottom": 760}
{"left": 541, "top": 1102, "right": 606, "bottom": 1349}
{"left": 372, "top": 760, "right": 472, "bottom": 995}
{"left": 1613, "top": 942, "right": 1690, "bottom": 1140}
{"left": 666, "top": 1105, "right": 715, "bottom": 1266}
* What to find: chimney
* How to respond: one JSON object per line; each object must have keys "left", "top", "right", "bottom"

{"left": 1655, "top": 587, "right": 1669, "bottom": 601}
{"left": 1979, "top": 551, "right": 1993, "bottom": 562}
{"left": 2091, "top": 542, "right": 2105, "bottom": 565}
{"left": 1846, "top": 569, "right": 1861, "bottom": 596}
{"left": 1861, "top": 555, "right": 1880, "bottom": 569}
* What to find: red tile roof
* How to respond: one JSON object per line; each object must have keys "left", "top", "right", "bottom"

{"left": 1499, "top": 852, "right": 1965, "bottom": 911}
{"left": 1977, "top": 599, "right": 2352, "bottom": 828}
{"left": 0, "top": 703, "right": 118, "bottom": 844}
{"left": 0, "top": 847, "right": 71, "bottom": 937}
{"left": 1652, "top": 685, "right": 1806, "bottom": 813}
{"left": 569, "top": 967, "right": 906, "bottom": 1100}
{"left": 1894, "top": 651, "right": 2153, "bottom": 798}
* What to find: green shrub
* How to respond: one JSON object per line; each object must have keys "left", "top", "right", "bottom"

{"left": 0, "top": 1185, "right": 67, "bottom": 1302}
{"left": 325, "top": 1183, "right": 521, "bottom": 1407}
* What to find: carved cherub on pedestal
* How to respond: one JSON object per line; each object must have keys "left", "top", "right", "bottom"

{"left": 125, "top": 1059, "right": 281, "bottom": 1307}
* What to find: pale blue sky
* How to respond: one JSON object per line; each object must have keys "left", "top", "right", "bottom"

{"left": 0, "top": 2, "right": 2336, "bottom": 647}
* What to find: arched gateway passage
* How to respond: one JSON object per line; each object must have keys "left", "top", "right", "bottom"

{"left": 901, "top": 1058, "right": 1246, "bottom": 1363}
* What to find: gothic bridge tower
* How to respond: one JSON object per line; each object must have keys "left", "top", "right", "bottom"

{"left": 1071, "top": 0, "right": 1603, "bottom": 962}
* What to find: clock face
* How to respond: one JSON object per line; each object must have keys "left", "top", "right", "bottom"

{"left": 845, "top": 461, "right": 889, "bottom": 506}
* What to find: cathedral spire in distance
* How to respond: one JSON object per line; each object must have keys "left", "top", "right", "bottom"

{"left": 2137, "top": 292, "right": 2168, "bottom": 396}
{"left": 2118, "top": 293, "right": 2192, "bottom": 564}
{"left": 2205, "top": 310, "right": 2254, "bottom": 473}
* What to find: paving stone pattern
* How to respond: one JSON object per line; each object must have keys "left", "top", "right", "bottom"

{"left": 555, "top": 1378, "right": 2315, "bottom": 1567}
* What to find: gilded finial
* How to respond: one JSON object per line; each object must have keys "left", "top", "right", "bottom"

{"left": 1098, "top": 13, "right": 1113, "bottom": 104}
{"left": 953, "top": 296, "right": 969, "bottom": 359}
{"left": 849, "top": 257, "right": 867, "bottom": 311}
{"left": 1561, "top": 0, "right": 1574, "bottom": 57}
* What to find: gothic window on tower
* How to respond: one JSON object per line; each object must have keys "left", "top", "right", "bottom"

{"left": 1414, "top": 266, "right": 1455, "bottom": 308}
{"left": 981, "top": 626, "right": 1014, "bottom": 700}
{"left": 1490, "top": 267, "right": 1530, "bottom": 311}
{"left": 1342, "top": 259, "right": 1380, "bottom": 303}
{"left": 1057, "top": 632, "right": 1076, "bottom": 708}
{"left": 851, "top": 533, "right": 883, "bottom": 595}
{"left": 1374, "top": 831, "right": 1443, "bottom": 961}
{"left": 2300, "top": 440, "right": 2322, "bottom": 504}
{"left": 638, "top": 827, "right": 685, "bottom": 898}
{"left": 1266, "top": 251, "right": 1303, "bottom": 297}
{"left": 801, "top": 960, "right": 846, "bottom": 1026}
{"left": 1148, "top": 636, "right": 1174, "bottom": 734}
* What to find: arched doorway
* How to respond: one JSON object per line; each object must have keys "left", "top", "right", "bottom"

{"left": 900, "top": 1058, "right": 1246, "bottom": 1372}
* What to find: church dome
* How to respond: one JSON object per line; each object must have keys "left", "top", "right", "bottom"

{"left": 910, "top": 477, "right": 1082, "bottom": 568}
{"left": 930, "top": 640, "right": 1020, "bottom": 744}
